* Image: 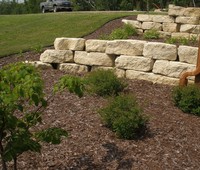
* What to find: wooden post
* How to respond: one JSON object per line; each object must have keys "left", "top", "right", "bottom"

{"left": 179, "top": 37, "right": 200, "bottom": 86}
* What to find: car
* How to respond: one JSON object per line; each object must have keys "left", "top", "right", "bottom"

{"left": 40, "top": 0, "right": 73, "bottom": 13}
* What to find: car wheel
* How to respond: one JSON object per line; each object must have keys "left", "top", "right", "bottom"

{"left": 53, "top": 6, "right": 57, "bottom": 12}
{"left": 42, "top": 7, "right": 45, "bottom": 13}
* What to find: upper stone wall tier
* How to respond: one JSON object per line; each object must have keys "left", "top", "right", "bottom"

{"left": 137, "top": 14, "right": 175, "bottom": 23}
{"left": 168, "top": 4, "right": 200, "bottom": 17}
{"left": 54, "top": 38, "right": 85, "bottom": 51}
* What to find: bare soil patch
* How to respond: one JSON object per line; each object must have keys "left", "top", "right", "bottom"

{"left": 0, "top": 16, "right": 200, "bottom": 170}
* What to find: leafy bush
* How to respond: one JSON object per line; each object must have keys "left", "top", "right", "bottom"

{"left": 143, "top": 29, "right": 160, "bottom": 39}
{"left": 172, "top": 85, "right": 200, "bottom": 116}
{"left": 0, "top": 63, "right": 78, "bottom": 169}
{"left": 84, "top": 69, "right": 126, "bottom": 97}
{"left": 99, "top": 94, "right": 148, "bottom": 139}
{"left": 100, "top": 24, "right": 137, "bottom": 40}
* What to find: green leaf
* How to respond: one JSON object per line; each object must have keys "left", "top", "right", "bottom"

{"left": 35, "top": 127, "right": 68, "bottom": 144}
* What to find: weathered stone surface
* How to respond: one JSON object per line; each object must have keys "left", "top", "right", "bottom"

{"left": 143, "top": 42, "right": 177, "bottom": 60}
{"left": 180, "top": 24, "right": 197, "bottom": 33}
{"left": 25, "top": 61, "right": 52, "bottom": 69}
{"left": 54, "top": 38, "right": 85, "bottom": 50}
{"left": 182, "top": 7, "right": 200, "bottom": 17}
{"left": 190, "top": 34, "right": 200, "bottom": 39}
{"left": 158, "top": 31, "right": 171, "bottom": 38}
{"left": 178, "top": 46, "right": 198, "bottom": 64}
{"left": 59, "top": 63, "right": 88, "bottom": 74}
{"left": 122, "top": 19, "right": 142, "bottom": 29}
{"left": 168, "top": 5, "right": 184, "bottom": 16}
{"left": 191, "top": 25, "right": 200, "bottom": 34}
{"left": 85, "top": 40, "right": 107, "bottom": 52}
{"left": 40, "top": 50, "right": 73, "bottom": 63}
{"left": 137, "top": 14, "right": 154, "bottom": 22}
{"left": 142, "top": 22, "right": 162, "bottom": 30}
{"left": 137, "top": 29, "right": 143, "bottom": 35}
{"left": 162, "top": 23, "right": 179, "bottom": 32}
{"left": 126, "top": 70, "right": 179, "bottom": 85}
{"left": 171, "top": 32, "right": 190, "bottom": 38}
{"left": 106, "top": 40, "right": 146, "bottom": 56}
{"left": 74, "top": 51, "right": 115, "bottom": 66}
{"left": 115, "top": 55, "right": 154, "bottom": 72}
{"left": 152, "top": 15, "right": 174, "bottom": 23}
{"left": 91, "top": 66, "right": 125, "bottom": 78}
{"left": 153, "top": 60, "right": 195, "bottom": 78}
{"left": 176, "top": 16, "right": 200, "bottom": 24}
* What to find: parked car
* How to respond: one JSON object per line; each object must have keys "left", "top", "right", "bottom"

{"left": 40, "top": 0, "right": 73, "bottom": 13}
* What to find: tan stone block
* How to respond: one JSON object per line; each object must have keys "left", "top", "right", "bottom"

{"left": 162, "top": 23, "right": 179, "bottom": 32}
{"left": 85, "top": 40, "right": 107, "bottom": 52}
{"left": 142, "top": 22, "right": 162, "bottom": 31}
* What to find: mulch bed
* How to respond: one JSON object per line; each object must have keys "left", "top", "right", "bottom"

{"left": 1, "top": 16, "right": 200, "bottom": 170}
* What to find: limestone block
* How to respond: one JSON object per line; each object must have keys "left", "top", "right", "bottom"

{"left": 182, "top": 7, "right": 200, "bottom": 17}
{"left": 180, "top": 24, "right": 197, "bottom": 33}
{"left": 162, "top": 23, "right": 179, "bottom": 32}
{"left": 178, "top": 46, "right": 198, "bottom": 64}
{"left": 158, "top": 31, "right": 171, "bottom": 38}
{"left": 126, "top": 70, "right": 179, "bottom": 86}
{"left": 137, "top": 29, "right": 143, "bottom": 35}
{"left": 25, "top": 61, "right": 52, "bottom": 69}
{"left": 40, "top": 50, "right": 73, "bottom": 63}
{"left": 168, "top": 5, "right": 184, "bottom": 16}
{"left": 191, "top": 25, "right": 200, "bottom": 34}
{"left": 171, "top": 32, "right": 190, "bottom": 39}
{"left": 143, "top": 42, "right": 177, "bottom": 60}
{"left": 176, "top": 16, "right": 199, "bottom": 24}
{"left": 106, "top": 40, "right": 147, "bottom": 56}
{"left": 142, "top": 22, "right": 162, "bottom": 30}
{"left": 74, "top": 51, "right": 115, "bottom": 67}
{"left": 153, "top": 60, "right": 195, "bottom": 78}
{"left": 152, "top": 15, "right": 174, "bottom": 23}
{"left": 115, "top": 55, "right": 154, "bottom": 72}
{"left": 91, "top": 66, "right": 125, "bottom": 78}
{"left": 85, "top": 40, "right": 107, "bottom": 52}
{"left": 137, "top": 14, "right": 154, "bottom": 22}
{"left": 54, "top": 38, "right": 85, "bottom": 50}
{"left": 59, "top": 63, "right": 88, "bottom": 74}
{"left": 122, "top": 19, "right": 142, "bottom": 29}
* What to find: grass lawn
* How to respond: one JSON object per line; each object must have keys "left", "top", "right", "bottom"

{"left": 0, "top": 12, "right": 141, "bottom": 57}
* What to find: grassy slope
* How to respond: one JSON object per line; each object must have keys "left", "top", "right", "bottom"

{"left": 0, "top": 12, "right": 136, "bottom": 57}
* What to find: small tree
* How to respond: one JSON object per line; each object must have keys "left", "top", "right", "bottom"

{"left": 0, "top": 63, "right": 83, "bottom": 170}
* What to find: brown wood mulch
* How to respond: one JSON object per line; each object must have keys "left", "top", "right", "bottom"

{"left": 0, "top": 16, "right": 200, "bottom": 170}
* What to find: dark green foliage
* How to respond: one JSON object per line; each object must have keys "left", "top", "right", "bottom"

{"left": 143, "top": 29, "right": 160, "bottom": 39}
{"left": 35, "top": 127, "right": 68, "bottom": 144}
{"left": 100, "top": 24, "right": 137, "bottom": 40}
{"left": 84, "top": 69, "right": 127, "bottom": 97}
{"left": 172, "top": 85, "right": 200, "bottom": 116}
{"left": 54, "top": 75, "right": 84, "bottom": 97}
{"left": 99, "top": 94, "right": 148, "bottom": 139}
{"left": 0, "top": 63, "right": 68, "bottom": 169}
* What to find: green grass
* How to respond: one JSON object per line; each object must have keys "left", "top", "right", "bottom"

{"left": 0, "top": 12, "right": 138, "bottom": 57}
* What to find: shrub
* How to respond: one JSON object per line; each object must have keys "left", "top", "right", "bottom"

{"left": 143, "top": 29, "right": 160, "bottom": 39}
{"left": 99, "top": 94, "right": 148, "bottom": 139}
{"left": 100, "top": 24, "right": 137, "bottom": 40}
{"left": 84, "top": 69, "right": 126, "bottom": 97}
{"left": 0, "top": 63, "right": 84, "bottom": 169}
{"left": 172, "top": 85, "right": 200, "bottom": 116}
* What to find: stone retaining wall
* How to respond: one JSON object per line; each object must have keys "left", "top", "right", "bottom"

{"left": 31, "top": 38, "right": 199, "bottom": 86}
{"left": 122, "top": 4, "right": 200, "bottom": 39}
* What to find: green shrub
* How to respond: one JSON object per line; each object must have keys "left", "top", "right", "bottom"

{"left": 100, "top": 24, "right": 137, "bottom": 40}
{"left": 99, "top": 94, "right": 148, "bottom": 139}
{"left": 84, "top": 69, "right": 126, "bottom": 97}
{"left": 165, "top": 36, "right": 198, "bottom": 45}
{"left": 143, "top": 29, "right": 160, "bottom": 39}
{"left": 172, "top": 85, "right": 200, "bottom": 116}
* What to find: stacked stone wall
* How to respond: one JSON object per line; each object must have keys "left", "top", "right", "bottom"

{"left": 122, "top": 4, "right": 200, "bottom": 39}
{"left": 30, "top": 38, "right": 198, "bottom": 86}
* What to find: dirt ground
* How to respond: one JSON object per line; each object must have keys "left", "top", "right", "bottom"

{"left": 0, "top": 16, "right": 200, "bottom": 170}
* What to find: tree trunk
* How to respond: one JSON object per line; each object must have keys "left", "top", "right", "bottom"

{"left": 0, "top": 143, "right": 7, "bottom": 170}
